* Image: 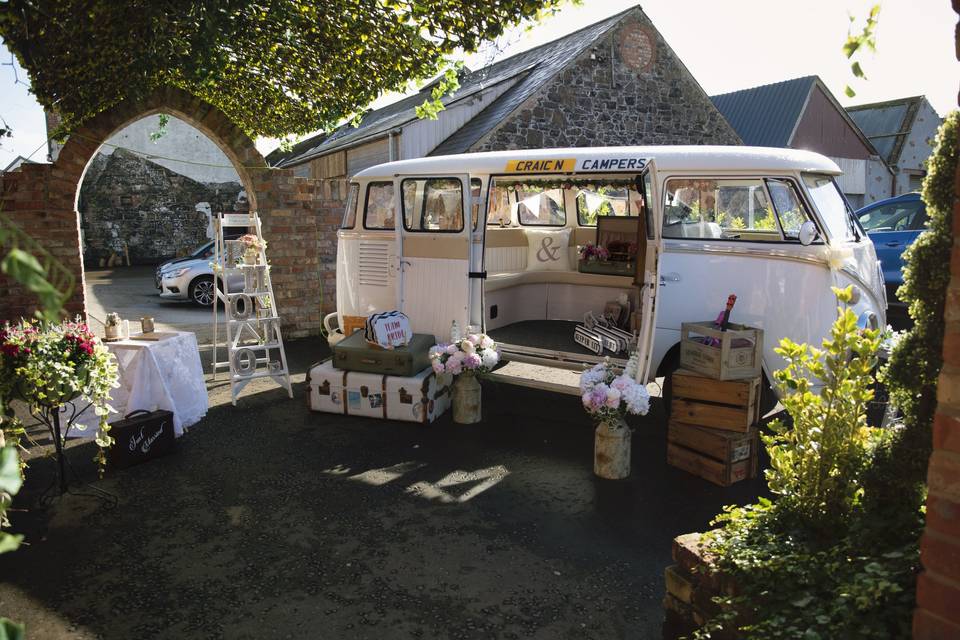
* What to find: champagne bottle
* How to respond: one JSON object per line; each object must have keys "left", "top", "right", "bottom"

{"left": 720, "top": 294, "right": 737, "bottom": 332}
{"left": 450, "top": 320, "right": 461, "bottom": 342}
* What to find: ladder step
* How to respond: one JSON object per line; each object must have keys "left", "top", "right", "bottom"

{"left": 231, "top": 370, "right": 289, "bottom": 382}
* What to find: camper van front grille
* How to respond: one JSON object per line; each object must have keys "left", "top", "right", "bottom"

{"left": 358, "top": 240, "right": 390, "bottom": 286}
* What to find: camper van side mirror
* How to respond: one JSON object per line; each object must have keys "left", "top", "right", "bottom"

{"left": 798, "top": 221, "right": 819, "bottom": 246}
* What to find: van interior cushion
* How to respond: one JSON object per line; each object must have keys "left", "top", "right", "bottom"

{"left": 524, "top": 227, "right": 572, "bottom": 272}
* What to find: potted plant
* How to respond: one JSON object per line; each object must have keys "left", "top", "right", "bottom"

{"left": 0, "top": 319, "right": 119, "bottom": 481}
{"left": 580, "top": 351, "right": 650, "bottom": 479}
{"left": 429, "top": 333, "right": 500, "bottom": 424}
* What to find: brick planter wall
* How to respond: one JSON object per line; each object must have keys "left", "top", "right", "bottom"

{"left": 0, "top": 86, "right": 340, "bottom": 337}
{"left": 663, "top": 532, "right": 738, "bottom": 640}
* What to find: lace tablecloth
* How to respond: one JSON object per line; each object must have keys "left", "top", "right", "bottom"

{"left": 73, "top": 331, "right": 208, "bottom": 437}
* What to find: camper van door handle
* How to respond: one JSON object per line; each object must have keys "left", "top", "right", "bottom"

{"left": 399, "top": 258, "right": 412, "bottom": 269}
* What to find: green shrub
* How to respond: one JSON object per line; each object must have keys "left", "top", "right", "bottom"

{"left": 765, "top": 286, "right": 884, "bottom": 539}
{"left": 865, "top": 111, "right": 958, "bottom": 533}
{"left": 697, "top": 288, "right": 918, "bottom": 639}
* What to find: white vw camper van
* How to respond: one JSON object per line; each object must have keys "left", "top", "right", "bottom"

{"left": 326, "top": 146, "right": 885, "bottom": 407}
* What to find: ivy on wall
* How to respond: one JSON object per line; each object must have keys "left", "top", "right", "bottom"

{"left": 0, "top": 0, "right": 567, "bottom": 139}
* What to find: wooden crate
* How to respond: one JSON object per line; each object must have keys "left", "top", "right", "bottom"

{"left": 680, "top": 321, "right": 763, "bottom": 381}
{"left": 670, "top": 369, "right": 760, "bottom": 433}
{"left": 667, "top": 442, "right": 758, "bottom": 487}
{"left": 668, "top": 422, "right": 757, "bottom": 465}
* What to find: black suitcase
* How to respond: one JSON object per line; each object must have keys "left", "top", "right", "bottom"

{"left": 332, "top": 331, "right": 435, "bottom": 376}
{"left": 107, "top": 409, "right": 177, "bottom": 470}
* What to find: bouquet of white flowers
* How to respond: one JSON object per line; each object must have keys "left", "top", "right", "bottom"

{"left": 429, "top": 333, "right": 500, "bottom": 376}
{"left": 579, "top": 354, "right": 650, "bottom": 422}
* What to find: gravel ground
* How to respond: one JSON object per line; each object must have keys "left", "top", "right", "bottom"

{"left": 1, "top": 337, "right": 765, "bottom": 639}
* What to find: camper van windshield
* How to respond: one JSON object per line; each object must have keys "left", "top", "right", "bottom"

{"left": 803, "top": 173, "right": 859, "bottom": 241}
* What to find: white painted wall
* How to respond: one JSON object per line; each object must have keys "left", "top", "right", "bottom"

{"left": 400, "top": 80, "right": 520, "bottom": 159}
{"left": 99, "top": 115, "right": 241, "bottom": 184}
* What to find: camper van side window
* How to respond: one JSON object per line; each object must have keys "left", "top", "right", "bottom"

{"left": 663, "top": 178, "right": 784, "bottom": 242}
{"left": 401, "top": 178, "right": 463, "bottom": 232}
{"left": 765, "top": 178, "right": 812, "bottom": 240}
{"left": 342, "top": 183, "right": 359, "bottom": 229}
{"left": 364, "top": 182, "right": 395, "bottom": 230}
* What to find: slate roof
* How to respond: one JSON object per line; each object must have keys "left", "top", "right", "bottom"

{"left": 269, "top": 7, "right": 633, "bottom": 167}
{"left": 847, "top": 96, "right": 925, "bottom": 165}
{"left": 710, "top": 76, "right": 818, "bottom": 147}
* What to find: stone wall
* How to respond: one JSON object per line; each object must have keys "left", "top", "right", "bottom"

{"left": 471, "top": 10, "right": 741, "bottom": 152}
{"left": 79, "top": 148, "right": 243, "bottom": 264}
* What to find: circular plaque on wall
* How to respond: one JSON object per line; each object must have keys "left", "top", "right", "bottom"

{"left": 620, "top": 22, "right": 656, "bottom": 73}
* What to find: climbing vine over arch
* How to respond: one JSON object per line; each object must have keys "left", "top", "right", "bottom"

{"left": 0, "top": 0, "right": 567, "bottom": 138}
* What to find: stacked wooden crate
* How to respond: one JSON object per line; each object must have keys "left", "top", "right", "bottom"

{"left": 667, "top": 322, "right": 764, "bottom": 486}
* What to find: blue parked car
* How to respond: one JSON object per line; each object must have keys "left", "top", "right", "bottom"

{"left": 856, "top": 193, "right": 927, "bottom": 306}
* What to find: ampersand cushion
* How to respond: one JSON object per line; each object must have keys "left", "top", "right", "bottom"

{"left": 524, "top": 227, "right": 572, "bottom": 272}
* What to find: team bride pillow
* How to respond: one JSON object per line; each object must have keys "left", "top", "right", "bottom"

{"left": 525, "top": 227, "right": 572, "bottom": 272}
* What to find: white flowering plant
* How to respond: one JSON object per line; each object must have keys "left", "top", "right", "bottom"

{"left": 579, "top": 354, "right": 650, "bottom": 423}
{"left": 429, "top": 333, "right": 500, "bottom": 377}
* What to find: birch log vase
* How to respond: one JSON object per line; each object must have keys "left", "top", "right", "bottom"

{"left": 594, "top": 418, "right": 631, "bottom": 479}
{"left": 452, "top": 371, "right": 482, "bottom": 424}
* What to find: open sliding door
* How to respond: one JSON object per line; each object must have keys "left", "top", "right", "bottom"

{"left": 394, "top": 174, "right": 473, "bottom": 342}
{"left": 633, "top": 165, "right": 663, "bottom": 383}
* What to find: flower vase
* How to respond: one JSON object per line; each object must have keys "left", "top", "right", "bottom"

{"left": 452, "top": 371, "right": 481, "bottom": 424}
{"left": 594, "top": 417, "right": 631, "bottom": 479}
{"left": 243, "top": 248, "right": 258, "bottom": 265}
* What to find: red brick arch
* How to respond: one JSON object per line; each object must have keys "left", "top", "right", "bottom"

{"left": 0, "top": 86, "right": 340, "bottom": 336}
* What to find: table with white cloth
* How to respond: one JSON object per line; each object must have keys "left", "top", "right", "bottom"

{"left": 72, "top": 331, "right": 208, "bottom": 438}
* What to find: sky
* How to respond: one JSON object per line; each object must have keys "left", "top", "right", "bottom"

{"left": 0, "top": 0, "right": 957, "bottom": 169}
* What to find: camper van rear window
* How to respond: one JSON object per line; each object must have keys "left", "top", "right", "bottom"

{"left": 401, "top": 178, "right": 464, "bottom": 233}
{"left": 364, "top": 182, "right": 395, "bottom": 230}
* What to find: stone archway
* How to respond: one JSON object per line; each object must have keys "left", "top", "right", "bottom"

{"left": 0, "top": 87, "right": 341, "bottom": 336}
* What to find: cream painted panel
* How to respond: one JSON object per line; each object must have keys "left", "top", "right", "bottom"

{"left": 402, "top": 257, "right": 468, "bottom": 341}
{"left": 484, "top": 283, "right": 548, "bottom": 331}
{"left": 546, "top": 284, "right": 636, "bottom": 322}
{"left": 485, "top": 247, "right": 526, "bottom": 274}
{"left": 336, "top": 235, "right": 361, "bottom": 322}
{"left": 341, "top": 231, "right": 398, "bottom": 318}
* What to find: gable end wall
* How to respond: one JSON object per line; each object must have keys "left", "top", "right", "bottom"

{"left": 469, "top": 11, "right": 741, "bottom": 152}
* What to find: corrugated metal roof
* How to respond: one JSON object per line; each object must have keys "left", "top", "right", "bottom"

{"left": 847, "top": 96, "right": 923, "bottom": 165}
{"left": 270, "top": 7, "right": 633, "bottom": 167}
{"left": 710, "top": 76, "right": 817, "bottom": 147}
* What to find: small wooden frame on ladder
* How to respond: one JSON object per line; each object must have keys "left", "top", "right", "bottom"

{"left": 211, "top": 211, "right": 293, "bottom": 405}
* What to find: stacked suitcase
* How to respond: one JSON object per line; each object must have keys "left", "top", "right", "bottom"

{"left": 308, "top": 331, "right": 452, "bottom": 424}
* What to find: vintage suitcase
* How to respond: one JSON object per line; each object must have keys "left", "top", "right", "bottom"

{"left": 307, "top": 360, "right": 452, "bottom": 423}
{"left": 107, "top": 409, "right": 177, "bottom": 470}
{"left": 332, "top": 330, "right": 435, "bottom": 376}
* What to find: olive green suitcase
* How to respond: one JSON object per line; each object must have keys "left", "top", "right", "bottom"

{"left": 332, "top": 331, "right": 436, "bottom": 376}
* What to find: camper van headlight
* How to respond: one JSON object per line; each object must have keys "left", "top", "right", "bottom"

{"left": 857, "top": 310, "right": 878, "bottom": 331}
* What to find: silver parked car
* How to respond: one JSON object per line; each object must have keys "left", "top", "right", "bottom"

{"left": 156, "top": 238, "right": 243, "bottom": 306}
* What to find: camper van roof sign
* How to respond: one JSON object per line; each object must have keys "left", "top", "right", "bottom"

{"left": 504, "top": 158, "right": 647, "bottom": 173}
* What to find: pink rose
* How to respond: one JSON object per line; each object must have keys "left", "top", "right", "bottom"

{"left": 464, "top": 353, "right": 482, "bottom": 369}
{"left": 431, "top": 360, "right": 445, "bottom": 374}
